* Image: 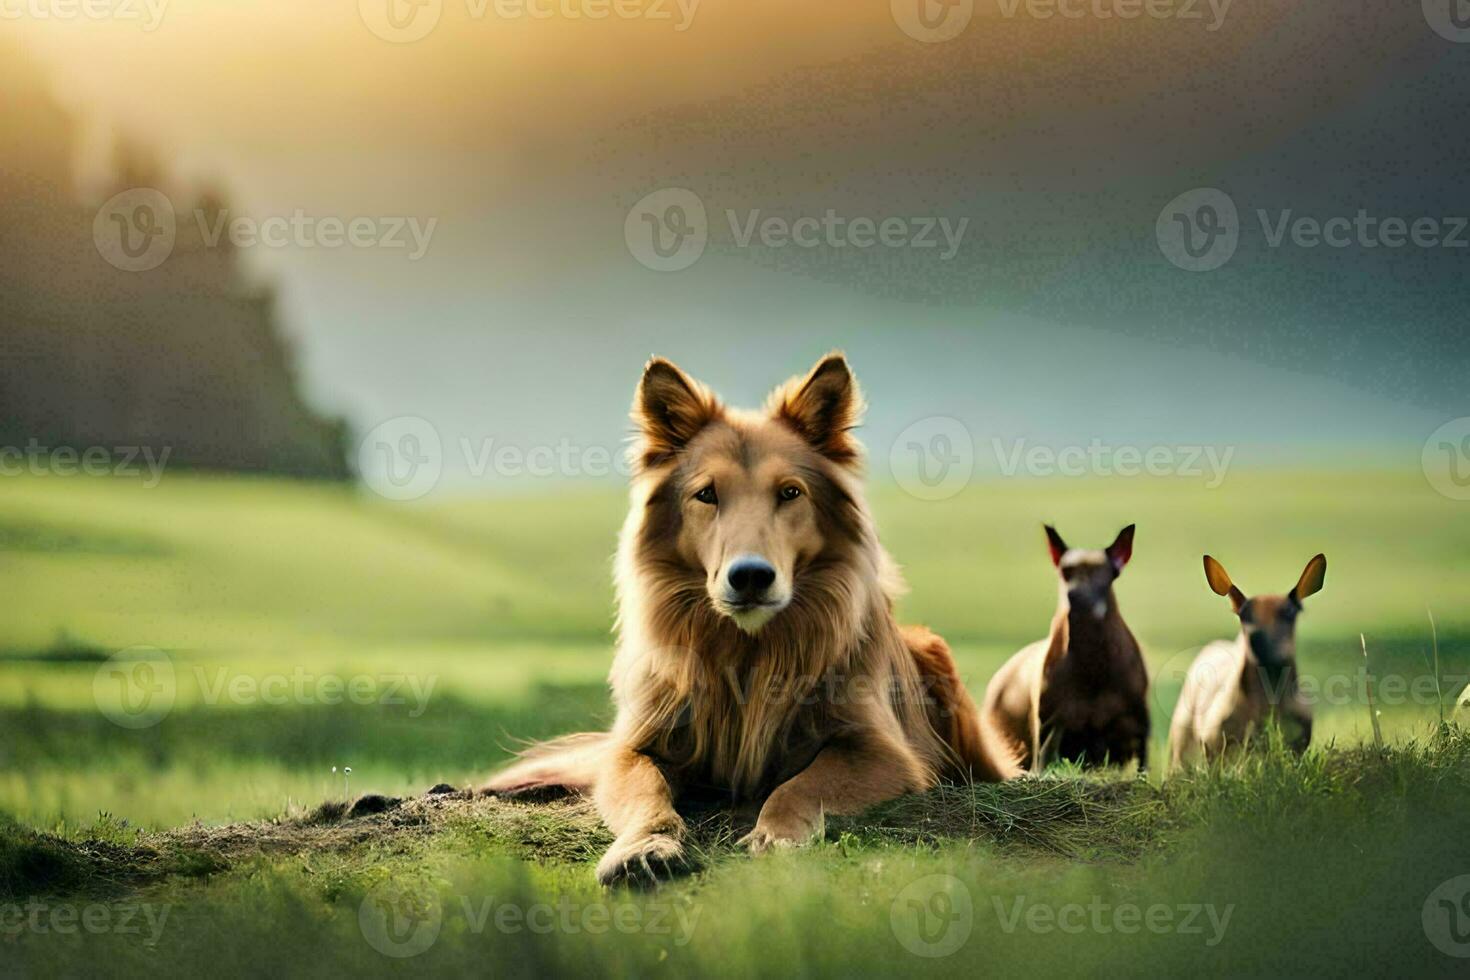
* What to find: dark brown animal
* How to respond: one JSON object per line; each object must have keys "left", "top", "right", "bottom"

{"left": 1168, "top": 554, "right": 1325, "bottom": 768}
{"left": 483, "top": 353, "right": 1017, "bottom": 885}
{"left": 981, "top": 525, "right": 1150, "bottom": 772}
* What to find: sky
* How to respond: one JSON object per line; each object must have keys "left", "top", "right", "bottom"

{"left": 6, "top": 0, "right": 1468, "bottom": 492}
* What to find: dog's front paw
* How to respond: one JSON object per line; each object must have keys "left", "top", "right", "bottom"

{"left": 595, "top": 833, "right": 690, "bottom": 888}
{"left": 739, "top": 803, "right": 821, "bottom": 854}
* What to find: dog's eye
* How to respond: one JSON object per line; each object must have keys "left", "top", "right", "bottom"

{"left": 779, "top": 485, "right": 802, "bottom": 503}
{"left": 694, "top": 485, "right": 718, "bottom": 505}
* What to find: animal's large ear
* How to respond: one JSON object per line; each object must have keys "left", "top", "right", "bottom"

{"left": 1044, "top": 525, "right": 1068, "bottom": 567}
{"left": 631, "top": 358, "right": 721, "bottom": 470}
{"left": 1106, "top": 524, "right": 1135, "bottom": 574}
{"left": 767, "top": 352, "right": 865, "bottom": 464}
{"left": 1289, "top": 554, "right": 1327, "bottom": 606}
{"left": 1204, "top": 555, "right": 1247, "bottom": 614}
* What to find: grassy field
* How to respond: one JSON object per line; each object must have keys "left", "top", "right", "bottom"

{"left": 2, "top": 468, "right": 1468, "bottom": 977}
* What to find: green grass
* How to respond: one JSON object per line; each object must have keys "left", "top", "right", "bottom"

{"left": 1, "top": 468, "right": 1467, "bottom": 976}
{"left": 5, "top": 734, "right": 1470, "bottom": 977}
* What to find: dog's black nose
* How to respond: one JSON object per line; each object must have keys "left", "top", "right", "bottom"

{"left": 727, "top": 557, "right": 776, "bottom": 599}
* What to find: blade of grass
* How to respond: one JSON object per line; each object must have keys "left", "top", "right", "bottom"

{"left": 1429, "top": 608, "right": 1444, "bottom": 729}
{"left": 1362, "top": 634, "right": 1384, "bottom": 749}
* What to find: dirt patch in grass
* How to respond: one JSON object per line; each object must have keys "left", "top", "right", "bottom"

{"left": 0, "top": 815, "right": 226, "bottom": 901}
{"left": 161, "top": 790, "right": 605, "bottom": 866}
{"left": 0, "top": 777, "right": 1164, "bottom": 901}
{"left": 7, "top": 729, "right": 1468, "bottom": 903}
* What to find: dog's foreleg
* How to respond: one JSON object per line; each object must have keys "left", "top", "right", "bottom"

{"left": 592, "top": 744, "right": 688, "bottom": 887}
{"left": 741, "top": 734, "right": 926, "bottom": 853}
{"left": 1030, "top": 719, "right": 1044, "bottom": 774}
{"left": 1028, "top": 655, "right": 1047, "bottom": 774}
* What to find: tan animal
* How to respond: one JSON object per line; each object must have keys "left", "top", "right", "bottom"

{"left": 1168, "top": 554, "right": 1326, "bottom": 768}
{"left": 981, "top": 524, "right": 1150, "bottom": 773}
{"left": 483, "top": 353, "right": 1017, "bottom": 885}
{"left": 1454, "top": 682, "right": 1470, "bottom": 725}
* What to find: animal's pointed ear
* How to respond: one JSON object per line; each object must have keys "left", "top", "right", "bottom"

{"left": 1044, "top": 525, "right": 1068, "bottom": 567}
{"left": 1289, "top": 554, "right": 1327, "bottom": 605}
{"left": 1106, "top": 524, "right": 1135, "bottom": 574}
{"left": 1204, "top": 555, "right": 1247, "bottom": 614}
{"left": 767, "top": 352, "right": 865, "bottom": 464}
{"left": 631, "top": 358, "right": 721, "bottom": 470}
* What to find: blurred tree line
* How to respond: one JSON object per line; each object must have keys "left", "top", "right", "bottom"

{"left": 0, "top": 47, "right": 347, "bottom": 479}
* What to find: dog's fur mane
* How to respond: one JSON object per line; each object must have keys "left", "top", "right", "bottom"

{"left": 610, "top": 384, "right": 944, "bottom": 797}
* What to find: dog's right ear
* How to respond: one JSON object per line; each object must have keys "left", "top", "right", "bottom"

{"left": 1204, "top": 555, "right": 1247, "bottom": 614}
{"left": 1044, "top": 525, "right": 1068, "bottom": 567}
{"left": 632, "top": 358, "right": 721, "bottom": 470}
{"left": 1106, "top": 524, "right": 1136, "bottom": 574}
{"left": 1289, "top": 554, "right": 1327, "bottom": 606}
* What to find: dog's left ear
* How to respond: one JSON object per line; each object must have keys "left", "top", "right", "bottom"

{"left": 767, "top": 352, "right": 865, "bottom": 464}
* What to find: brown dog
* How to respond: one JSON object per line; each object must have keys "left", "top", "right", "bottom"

{"left": 1168, "top": 554, "right": 1325, "bottom": 768}
{"left": 484, "top": 354, "right": 1017, "bottom": 885}
{"left": 981, "top": 525, "right": 1150, "bottom": 772}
